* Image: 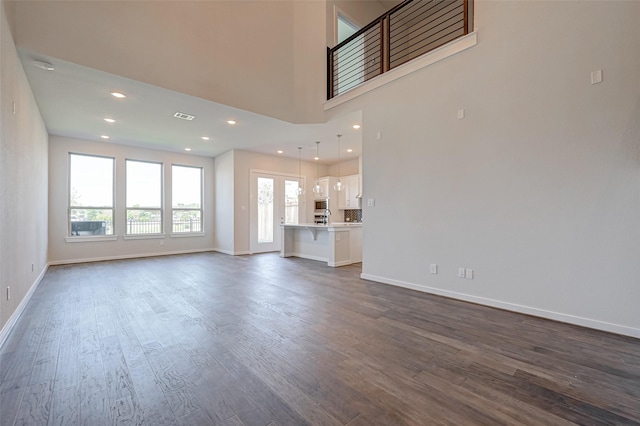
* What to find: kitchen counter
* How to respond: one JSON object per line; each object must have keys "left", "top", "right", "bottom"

{"left": 280, "top": 223, "right": 362, "bottom": 267}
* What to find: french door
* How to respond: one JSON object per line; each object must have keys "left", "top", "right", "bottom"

{"left": 250, "top": 171, "right": 304, "bottom": 254}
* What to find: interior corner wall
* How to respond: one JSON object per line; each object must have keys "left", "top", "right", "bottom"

{"left": 330, "top": 1, "right": 640, "bottom": 337}
{"left": 325, "top": 0, "right": 392, "bottom": 47}
{"left": 292, "top": 0, "right": 327, "bottom": 124}
{"left": 214, "top": 150, "right": 235, "bottom": 254}
{"left": 48, "top": 136, "right": 215, "bottom": 264}
{"left": 328, "top": 158, "right": 359, "bottom": 177}
{"left": 0, "top": 0, "right": 49, "bottom": 332}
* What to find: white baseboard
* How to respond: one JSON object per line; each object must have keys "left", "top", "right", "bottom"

{"left": 329, "top": 259, "right": 354, "bottom": 267}
{"left": 360, "top": 273, "right": 640, "bottom": 339}
{"left": 48, "top": 248, "right": 216, "bottom": 265}
{"left": 214, "top": 248, "right": 250, "bottom": 256}
{"left": 284, "top": 253, "right": 328, "bottom": 263}
{"left": 0, "top": 264, "right": 49, "bottom": 350}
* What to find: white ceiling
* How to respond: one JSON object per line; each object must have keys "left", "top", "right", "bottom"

{"left": 19, "top": 49, "right": 363, "bottom": 164}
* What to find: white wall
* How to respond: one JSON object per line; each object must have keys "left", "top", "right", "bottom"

{"left": 0, "top": 0, "right": 49, "bottom": 331}
{"left": 328, "top": 157, "right": 359, "bottom": 177}
{"left": 329, "top": 1, "right": 640, "bottom": 337}
{"left": 292, "top": 0, "right": 327, "bottom": 124}
{"left": 13, "top": 1, "right": 332, "bottom": 124}
{"left": 48, "top": 136, "right": 215, "bottom": 264}
{"left": 214, "top": 150, "right": 235, "bottom": 254}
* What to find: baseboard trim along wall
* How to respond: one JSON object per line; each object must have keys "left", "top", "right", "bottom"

{"left": 48, "top": 248, "right": 216, "bottom": 266}
{"left": 213, "top": 248, "right": 250, "bottom": 256}
{"left": 0, "top": 265, "right": 49, "bottom": 350}
{"left": 283, "top": 253, "right": 327, "bottom": 263}
{"left": 360, "top": 273, "right": 640, "bottom": 339}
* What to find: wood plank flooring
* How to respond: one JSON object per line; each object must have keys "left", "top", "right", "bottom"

{"left": 1, "top": 252, "right": 639, "bottom": 425}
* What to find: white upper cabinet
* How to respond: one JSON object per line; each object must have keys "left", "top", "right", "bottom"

{"left": 337, "top": 175, "right": 361, "bottom": 209}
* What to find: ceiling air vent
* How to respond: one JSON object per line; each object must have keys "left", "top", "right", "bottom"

{"left": 173, "top": 112, "right": 195, "bottom": 121}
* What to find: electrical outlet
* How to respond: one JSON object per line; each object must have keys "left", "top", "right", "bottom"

{"left": 458, "top": 268, "right": 466, "bottom": 278}
{"left": 466, "top": 268, "right": 473, "bottom": 279}
{"left": 430, "top": 264, "right": 437, "bottom": 274}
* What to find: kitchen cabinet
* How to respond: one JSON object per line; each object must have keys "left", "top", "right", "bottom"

{"left": 313, "top": 177, "right": 330, "bottom": 199}
{"left": 314, "top": 177, "right": 339, "bottom": 208}
{"left": 337, "top": 175, "right": 361, "bottom": 209}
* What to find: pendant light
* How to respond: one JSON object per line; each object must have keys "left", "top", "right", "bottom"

{"left": 297, "top": 146, "right": 305, "bottom": 196}
{"left": 334, "top": 134, "right": 344, "bottom": 191}
{"left": 312, "top": 141, "right": 323, "bottom": 196}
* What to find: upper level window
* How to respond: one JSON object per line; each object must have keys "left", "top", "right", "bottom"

{"left": 172, "top": 165, "right": 202, "bottom": 233}
{"left": 126, "top": 160, "right": 163, "bottom": 235}
{"left": 69, "top": 153, "right": 114, "bottom": 236}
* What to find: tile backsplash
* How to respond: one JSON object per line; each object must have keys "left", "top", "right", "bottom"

{"left": 344, "top": 209, "right": 362, "bottom": 223}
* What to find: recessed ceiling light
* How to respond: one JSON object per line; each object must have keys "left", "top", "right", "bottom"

{"left": 110, "top": 92, "right": 126, "bottom": 99}
{"left": 100, "top": 135, "right": 110, "bottom": 139}
{"left": 104, "top": 118, "right": 116, "bottom": 123}
{"left": 185, "top": 148, "right": 192, "bottom": 152}
{"left": 347, "top": 148, "right": 353, "bottom": 153}
{"left": 227, "top": 120, "right": 237, "bottom": 125}
{"left": 201, "top": 136, "right": 210, "bottom": 141}
{"left": 352, "top": 124, "right": 361, "bottom": 129}
{"left": 277, "top": 150, "right": 284, "bottom": 154}
{"left": 33, "top": 60, "right": 54, "bottom": 71}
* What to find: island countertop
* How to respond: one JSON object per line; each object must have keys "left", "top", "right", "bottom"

{"left": 280, "top": 223, "right": 362, "bottom": 267}
{"left": 281, "top": 222, "right": 362, "bottom": 228}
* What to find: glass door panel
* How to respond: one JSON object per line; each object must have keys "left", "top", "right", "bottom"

{"left": 257, "top": 177, "right": 274, "bottom": 243}
{"left": 284, "top": 179, "right": 300, "bottom": 225}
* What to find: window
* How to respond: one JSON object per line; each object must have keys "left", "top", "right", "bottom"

{"left": 126, "top": 160, "right": 162, "bottom": 235}
{"left": 69, "top": 153, "right": 114, "bottom": 236}
{"left": 172, "top": 165, "right": 202, "bottom": 233}
{"left": 284, "top": 179, "right": 300, "bottom": 225}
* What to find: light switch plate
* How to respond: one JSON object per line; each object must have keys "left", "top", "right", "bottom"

{"left": 466, "top": 268, "right": 473, "bottom": 279}
{"left": 367, "top": 198, "right": 375, "bottom": 207}
{"left": 458, "top": 268, "right": 466, "bottom": 278}
{"left": 430, "top": 264, "right": 437, "bottom": 274}
{"left": 591, "top": 69, "right": 603, "bottom": 85}
{"left": 457, "top": 109, "right": 465, "bottom": 119}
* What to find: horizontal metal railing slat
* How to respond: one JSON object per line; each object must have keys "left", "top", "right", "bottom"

{"left": 391, "top": 3, "right": 463, "bottom": 45}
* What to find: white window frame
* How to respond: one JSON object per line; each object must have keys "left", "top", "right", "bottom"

{"left": 124, "top": 159, "right": 164, "bottom": 238}
{"left": 67, "top": 153, "right": 116, "bottom": 242}
{"left": 171, "top": 164, "right": 204, "bottom": 237}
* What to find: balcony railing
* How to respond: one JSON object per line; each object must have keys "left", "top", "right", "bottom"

{"left": 327, "top": 0, "right": 473, "bottom": 99}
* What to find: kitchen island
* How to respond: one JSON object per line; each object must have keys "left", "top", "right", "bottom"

{"left": 280, "top": 223, "right": 362, "bottom": 267}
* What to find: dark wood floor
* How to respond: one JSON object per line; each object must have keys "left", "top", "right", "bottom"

{"left": 1, "top": 253, "right": 639, "bottom": 426}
